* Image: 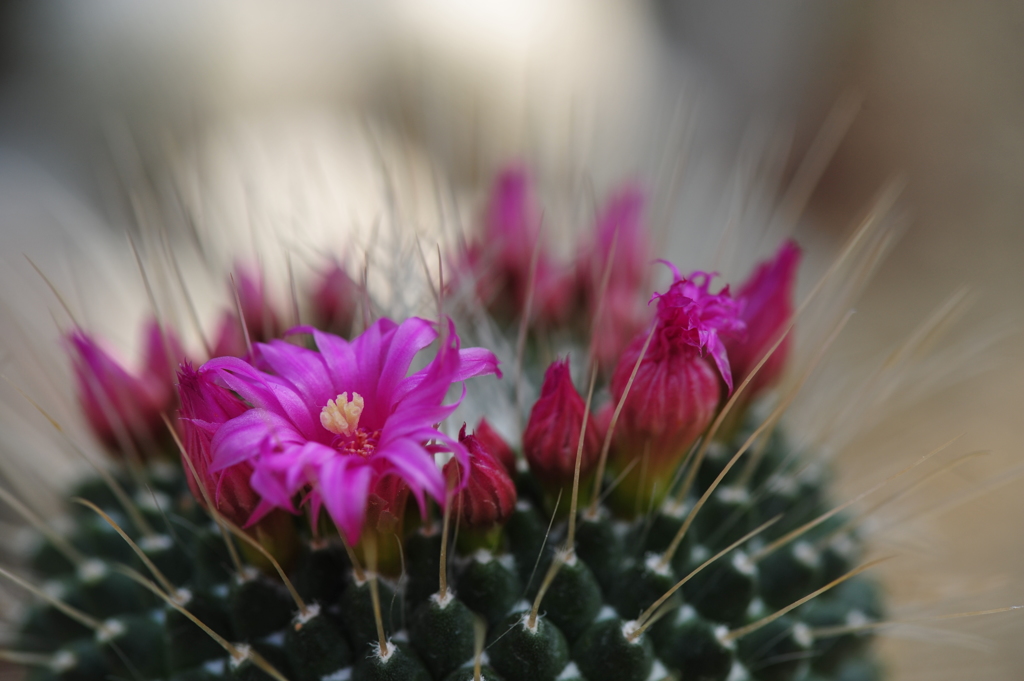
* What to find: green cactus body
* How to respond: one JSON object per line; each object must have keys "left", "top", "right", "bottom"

{"left": 17, "top": 417, "right": 882, "bottom": 681}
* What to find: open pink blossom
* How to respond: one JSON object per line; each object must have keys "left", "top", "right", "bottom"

{"left": 640, "top": 267, "right": 747, "bottom": 393}
{"left": 68, "top": 318, "right": 184, "bottom": 451}
{"left": 179, "top": 317, "right": 501, "bottom": 544}
{"left": 724, "top": 240, "right": 801, "bottom": 398}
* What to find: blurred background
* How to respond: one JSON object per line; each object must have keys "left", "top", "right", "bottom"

{"left": 0, "top": 1, "right": 1022, "bottom": 678}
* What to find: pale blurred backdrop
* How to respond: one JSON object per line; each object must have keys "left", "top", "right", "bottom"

{"left": 1, "top": 1, "right": 1023, "bottom": 678}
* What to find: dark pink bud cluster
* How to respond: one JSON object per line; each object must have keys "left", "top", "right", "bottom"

{"left": 207, "top": 261, "right": 361, "bottom": 361}
{"left": 444, "top": 425, "right": 517, "bottom": 531}
{"left": 67, "top": 318, "right": 184, "bottom": 453}
{"left": 457, "top": 164, "right": 660, "bottom": 373}
{"left": 523, "top": 358, "right": 601, "bottom": 487}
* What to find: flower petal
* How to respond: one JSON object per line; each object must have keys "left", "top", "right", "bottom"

{"left": 320, "top": 457, "right": 375, "bottom": 545}
{"left": 210, "top": 409, "right": 304, "bottom": 471}
{"left": 249, "top": 463, "right": 298, "bottom": 514}
{"left": 454, "top": 347, "right": 503, "bottom": 382}
{"left": 374, "top": 318, "right": 438, "bottom": 409}
{"left": 257, "top": 340, "right": 334, "bottom": 408}
{"left": 378, "top": 439, "right": 446, "bottom": 500}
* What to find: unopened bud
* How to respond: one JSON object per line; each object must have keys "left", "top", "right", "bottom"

{"left": 445, "top": 426, "right": 517, "bottom": 531}
{"left": 522, "top": 359, "right": 600, "bottom": 487}
{"left": 68, "top": 318, "right": 183, "bottom": 454}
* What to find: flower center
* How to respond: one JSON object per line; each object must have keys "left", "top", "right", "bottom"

{"left": 320, "top": 392, "right": 364, "bottom": 436}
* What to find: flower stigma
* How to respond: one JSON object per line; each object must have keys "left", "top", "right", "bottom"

{"left": 321, "top": 392, "right": 365, "bottom": 437}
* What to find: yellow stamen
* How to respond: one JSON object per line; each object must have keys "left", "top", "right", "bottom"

{"left": 321, "top": 392, "right": 364, "bottom": 436}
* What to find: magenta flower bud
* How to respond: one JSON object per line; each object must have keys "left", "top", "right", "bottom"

{"left": 311, "top": 261, "right": 359, "bottom": 337}
{"left": 590, "top": 286, "right": 653, "bottom": 369}
{"left": 607, "top": 269, "right": 744, "bottom": 513}
{"left": 177, "top": 364, "right": 259, "bottom": 527}
{"left": 67, "top": 318, "right": 183, "bottom": 451}
{"left": 210, "top": 310, "right": 248, "bottom": 359}
{"left": 724, "top": 240, "right": 801, "bottom": 399}
{"left": 610, "top": 334, "right": 721, "bottom": 464}
{"left": 577, "top": 184, "right": 653, "bottom": 367}
{"left": 522, "top": 358, "right": 601, "bottom": 487}
{"left": 452, "top": 163, "right": 571, "bottom": 324}
{"left": 583, "top": 184, "right": 650, "bottom": 291}
{"left": 444, "top": 425, "right": 517, "bottom": 531}
{"left": 474, "top": 418, "right": 517, "bottom": 475}
{"left": 209, "top": 266, "right": 284, "bottom": 358}
{"left": 234, "top": 265, "right": 281, "bottom": 342}
{"left": 485, "top": 164, "right": 541, "bottom": 274}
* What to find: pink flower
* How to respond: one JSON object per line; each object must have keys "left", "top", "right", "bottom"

{"left": 178, "top": 364, "right": 259, "bottom": 527}
{"left": 590, "top": 283, "right": 654, "bottom": 370}
{"left": 473, "top": 418, "right": 517, "bottom": 475}
{"left": 577, "top": 184, "right": 654, "bottom": 367}
{"left": 581, "top": 184, "right": 650, "bottom": 292}
{"left": 639, "top": 268, "right": 746, "bottom": 393}
{"left": 453, "top": 164, "right": 571, "bottom": 324}
{"left": 311, "top": 261, "right": 360, "bottom": 337}
{"left": 67, "top": 318, "right": 183, "bottom": 451}
{"left": 211, "top": 266, "right": 282, "bottom": 357}
{"left": 522, "top": 358, "right": 601, "bottom": 487}
{"left": 485, "top": 164, "right": 541, "bottom": 275}
{"left": 210, "top": 311, "right": 249, "bottom": 359}
{"left": 724, "top": 240, "right": 801, "bottom": 398}
{"left": 444, "top": 425, "right": 517, "bottom": 531}
{"left": 528, "top": 259, "right": 574, "bottom": 325}
{"left": 179, "top": 317, "right": 501, "bottom": 545}
{"left": 607, "top": 269, "right": 744, "bottom": 506}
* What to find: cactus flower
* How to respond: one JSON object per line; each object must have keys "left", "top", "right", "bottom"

{"left": 444, "top": 425, "right": 517, "bottom": 531}
{"left": 607, "top": 269, "right": 745, "bottom": 513}
{"left": 67, "top": 318, "right": 183, "bottom": 452}
{"left": 724, "top": 240, "right": 801, "bottom": 399}
{"left": 177, "top": 363, "right": 260, "bottom": 527}
{"left": 578, "top": 184, "right": 654, "bottom": 367}
{"left": 182, "top": 317, "right": 500, "bottom": 544}
{"left": 311, "top": 261, "right": 360, "bottom": 337}
{"left": 522, "top": 358, "right": 601, "bottom": 489}
{"left": 455, "top": 164, "right": 571, "bottom": 324}
{"left": 581, "top": 184, "right": 650, "bottom": 292}
{"left": 473, "top": 417, "right": 517, "bottom": 475}
{"left": 211, "top": 266, "right": 282, "bottom": 357}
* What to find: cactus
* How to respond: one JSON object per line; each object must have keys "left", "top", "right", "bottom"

{"left": 7, "top": 164, "right": 888, "bottom": 681}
